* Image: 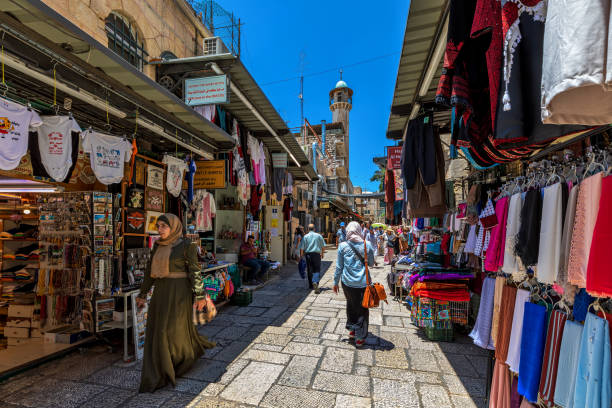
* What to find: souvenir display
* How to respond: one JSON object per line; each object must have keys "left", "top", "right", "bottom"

{"left": 145, "top": 188, "right": 163, "bottom": 212}
{"left": 146, "top": 165, "right": 164, "bottom": 190}
{"left": 125, "top": 208, "right": 145, "bottom": 234}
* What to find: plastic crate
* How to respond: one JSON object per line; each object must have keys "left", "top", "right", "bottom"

{"left": 230, "top": 289, "right": 252, "bottom": 307}
{"left": 424, "top": 326, "right": 454, "bottom": 342}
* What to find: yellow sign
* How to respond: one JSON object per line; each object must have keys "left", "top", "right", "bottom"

{"left": 319, "top": 201, "right": 330, "bottom": 209}
{"left": 270, "top": 219, "right": 279, "bottom": 228}
{"left": 193, "top": 160, "right": 226, "bottom": 189}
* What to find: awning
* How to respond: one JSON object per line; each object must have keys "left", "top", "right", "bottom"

{"left": 329, "top": 197, "right": 352, "bottom": 213}
{"left": 0, "top": 0, "right": 234, "bottom": 154}
{"left": 151, "top": 55, "right": 317, "bottom": 181}
{"left": 386, "top": 0, "right": 449, "bottom": 140}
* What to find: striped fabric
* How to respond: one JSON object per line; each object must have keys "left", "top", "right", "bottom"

{"left": 538, "top": 310, "right": 568, "bottom": 406}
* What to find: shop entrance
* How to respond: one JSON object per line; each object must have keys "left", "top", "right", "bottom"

{"left": 265, "top": 205, "right": 284, "bottom": 263}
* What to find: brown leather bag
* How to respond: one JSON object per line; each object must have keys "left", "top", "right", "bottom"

{"left": 360, "top": 240, "right": 388, "bottom": 308}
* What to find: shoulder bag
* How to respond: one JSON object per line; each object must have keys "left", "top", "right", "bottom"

{"left": 347, "top": 241, "right": 387, "bottom": 308}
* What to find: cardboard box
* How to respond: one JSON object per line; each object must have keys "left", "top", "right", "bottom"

{"left": 7, "top": 337, "right": 30, "bottom": 346}
{"left": 8, "top": 305, "right": 34, "bottom": 318}
{"left": 6, "top": 318, "right": 31, "bottom": 328}
{"left": 55, "top": 329, "right": 90, "bottom": 344}
{"left": 43, "top": 326, "right": 72, "bottom": 344}
{"left": 5, "top": 327, "right": 29, "bottom": 338}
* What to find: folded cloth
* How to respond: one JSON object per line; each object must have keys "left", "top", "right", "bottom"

{"left": 518, "top": 302, "right": 548, "bottom": 403}
{"left": 573, "top": 288, "right": 595, "bottom": 323}
{"left": 573, "top": 313, "right": 611, "bottom": 408}
{"left": 490, "top": 360, "right": 512, "bottom": 408}
{"left": 469, "top": 277, "right": 496, "bottom": 350}
{"left": 506, "top": 289, "right": 530, "bottom": 373}
{"left": 491, "top": 276, "right": 506, "bottom": 347}
{"left": 495, "top": 285, "right": 517, "bottom": 362}
{"left": 412, "top": 289, "right": 470, "bottom": 302}
{"left": 586, "top": 175, "right": 612, "bottom": 297}
{"left": 538, "top": 310, "right": 568, "bottom": 407}
{"left": 554, "top": 320, "right": 584, "bottom": 408}
{"left": 568, "top": 172, "right": 602, "bottom": 287}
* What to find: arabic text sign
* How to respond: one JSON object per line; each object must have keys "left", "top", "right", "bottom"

{"left": 185, "top": 75, "right": 228, "bottom": 105}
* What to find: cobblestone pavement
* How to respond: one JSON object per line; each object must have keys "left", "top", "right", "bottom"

{"left": 0, "top": 249, "right": 489, "bottom": 407}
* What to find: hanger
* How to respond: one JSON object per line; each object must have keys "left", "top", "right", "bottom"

{"left": 588, "top": 298, "right": 607, "bottom": 320}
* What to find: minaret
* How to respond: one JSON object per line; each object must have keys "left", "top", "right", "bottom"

{"left": 329, "top": 71, "right": 353, "bottom": 173}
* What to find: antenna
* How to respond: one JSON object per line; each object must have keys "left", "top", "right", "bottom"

{"left": 299, "top": 51, "right": 305, "bottom": 145}
{"left": 339, "top": 68, "right": 343, "bottom": 80}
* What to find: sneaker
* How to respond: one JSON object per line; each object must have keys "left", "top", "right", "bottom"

{"left": 313, "top": 283, "right": 320, "bottom": 294}
{"left": 355, "top": 339, "right": 365, "bottom": 348}
{"left": 348, "top": 331, "right": 355, "bottom": 339}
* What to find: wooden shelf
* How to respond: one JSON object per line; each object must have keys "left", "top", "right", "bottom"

{"left": 0, "top": 238, "right": 37, "bottom": 242}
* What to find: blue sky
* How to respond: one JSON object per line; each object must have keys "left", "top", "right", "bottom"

{"left": 218, "top": 1, "right": 410, "bottom": 191}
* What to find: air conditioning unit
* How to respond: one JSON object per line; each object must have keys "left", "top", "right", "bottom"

{"left": 203, "top": 37, "right": 229, "bottom": 56}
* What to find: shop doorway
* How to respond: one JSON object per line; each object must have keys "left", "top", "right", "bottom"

{"left": 265, "top": 205, "right": 284, "bottom": 263}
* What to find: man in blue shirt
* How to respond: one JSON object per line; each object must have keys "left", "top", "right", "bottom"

{"left": 299, "top": 224, "right": 326, "bottom": 293}
{"left": 336, "top": 222, "right": 347, "bottom": 247}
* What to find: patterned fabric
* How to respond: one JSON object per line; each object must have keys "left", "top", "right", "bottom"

{"left": 538, "top": 310, "right": 568, "bottom": 407}
{"left": 202, "top": 275, "right": 222, "bottom": 301}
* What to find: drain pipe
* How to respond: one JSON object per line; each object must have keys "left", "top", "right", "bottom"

{"left": 312, "top": 142, "right": 318, "bottom": 207}
{"left": 208, "top": 62, "right": 301, "bottom": 168}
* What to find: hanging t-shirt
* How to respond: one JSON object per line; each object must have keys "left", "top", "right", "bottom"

{"left": 81, "top": 130, "right": 133, "bottom": 185}
{"left": 193, "top": 189, "right": 216, "bottom": 232}
{"left": 162, "top": 154, "right": 188, "bottom": 197}
{"left": 0, "top": 99, "right": 43, "bottom": 170}
{"left": 186, "top": 158, "right": 196, "bottom": 203}
{"left": 283, "top": 197, "right": 293, "bottom": 221}
{"left": 37, "top": 115, "right": 81, "bottom": 182}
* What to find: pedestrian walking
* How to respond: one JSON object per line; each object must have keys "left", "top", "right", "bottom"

{"left": 384, "top": 228, "right": 397, "bottom": 264}
{"left": 336, "top": 222, "right": 347, "bottom": 246}
{"left": 136, "top": 213, "right": 215, "bottom": 393}
{"left": 333, "top": 221, "right": 375, "bottom": 348}
{"left": 292, "top": 225, "right": 305, "bottom": 261}
{"left": 299, "top": 223, "right": 326, "bottom": 293}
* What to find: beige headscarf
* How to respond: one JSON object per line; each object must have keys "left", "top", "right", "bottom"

{"left": 150, "top": 213, "right": 184, "bottom": 278}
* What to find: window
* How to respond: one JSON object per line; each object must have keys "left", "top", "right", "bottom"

{"left": 160, "top": 51, "right": 177, "bottom": 61}
{"left": 337, "top": 93, "right": 343, "bottom": 102}
{"left": 105, "top": 12, "right": 148, "bottom": 71}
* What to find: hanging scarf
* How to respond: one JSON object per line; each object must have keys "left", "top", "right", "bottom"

{"left": 150, "top": 213, "right": 184, "bottom": 278}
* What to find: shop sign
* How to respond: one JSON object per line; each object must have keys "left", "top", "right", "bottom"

{"left": 271, "top": 152, "right": 287, "bottom": 168}
{"left": 184, "top": 75, "right": 228, "bottom": 105}
{"left": 319, "top": 201, "right": 330, "bottom": 209}
{"left": 387, "top": 146, "right": 402, "bottom": 169}
{"left": 193, "top": 160, "right": 226, "bottom": 189}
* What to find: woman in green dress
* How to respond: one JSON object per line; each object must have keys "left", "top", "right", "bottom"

{"left": 136, "top": 213, "right": 215, "bottom": 393}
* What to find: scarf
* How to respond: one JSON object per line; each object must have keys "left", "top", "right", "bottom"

{"left": 518, "top": 302, "right": 548, "bottom": 403}
{"left": 345, "top": 221, "right": 364, "bottom": 244}
{"left": 515, "top": 189, "right": 542, "bottom": 267}
{"left": 150, "top": 213, "right": 184, "bottom": 278}
{"left": 495, "top": 285, "right": 517, "bottom": 362}
{"left": 469, "top": 277, "right": 496, "bottom": 350}
{"left": 506, "top": 289, "right": 530, "bottom": 373}
{"left": 554, "top": 321, "right": 584, "bottom": 408}
{"left": 538, "top": 310, "right": 568, "bottom": 407}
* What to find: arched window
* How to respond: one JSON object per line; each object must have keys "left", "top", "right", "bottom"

{"left": 105, "top": 12, "right": 148, "bottom": 71}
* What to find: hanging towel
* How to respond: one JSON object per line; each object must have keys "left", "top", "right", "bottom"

{"left": 486, "top": 197, "right": 510, "bottom": 272}
{"left": 554, "top": 321, "right": 584, "bottom": 408}
{"left": 518, "top": 302, "right": 548, "bottom": 403}
{"left": 490, "top": 360, "right": 512, "bottom": 408}
{"left": 491, "top": 276, "right": 506, "bottom": 347}
{"left": 568, "top": 172, "right": 602, "bottom": 287}
{"left": 503, "top": 192, "right": 525, "bottom": 278}
{"left": 558, "top": 184, "right": 579, "bottom": 285}
{"left": 506, "top": 289, "right": 530, "bottom": 373}
{"left": 469, "top": 277, "right": 496, "bottom": 350}
{"left": 495, "top": 285, "right": 517, "bottom": 362}
{"left": 538, "top": 310, "right": 568, "bottom": 407}
{"left": 537, "top": 183, "right": 563, "bottom": 284}
{"left": 573, "top": 313, "right": 611, "bottom": 408}
{"left": 573, "top": 288, "right": 595, "bottom": 323}
{"left": 586, "top": 175, "right": 612, "bottom": 297}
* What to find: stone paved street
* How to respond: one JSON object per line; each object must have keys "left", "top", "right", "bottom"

{"left": 0, "top": 249, "right": 489, "bottom": 407}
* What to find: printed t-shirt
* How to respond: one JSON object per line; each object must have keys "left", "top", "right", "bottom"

{"left": 0, "top": 99, "right": 43, "bottom": 170}
{"left": 81, "top": 130, "right": 133, "bottom": 185}
{"left": 193, "top": 189, "right": 216, "bottom": 232}
{"left": 37, "top": 115, "right": 81, "bottom": 182}
{"left": 162, "top": 154, "right": 188, "bottom": 197}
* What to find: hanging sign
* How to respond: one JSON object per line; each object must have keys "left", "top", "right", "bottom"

{"left": 271, "top": 153, "right": 287, "bottom": 168}
{"left": 193, "top": 160, "right": 226, "bottom": 189}
{"left": 319, "top": 201, "right": 330, "bottom": 209}
{"left": 184, "top": 75, "right": 228, "bottom": 105}
{"left": 387, "top": 146, "right": 402, "bottom": 169}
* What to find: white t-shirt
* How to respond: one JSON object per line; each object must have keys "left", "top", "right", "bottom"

{"left": 37, "top": 115, "right": 81, "bottom": 182}
{"left": 162, "top": 154, "right": 188, "bottom": 197}
{"left": 0, "top": 99, "right": 43, "bottom": 170}
{"left": 81, "top": 130, "right": 133, "bottom": 185}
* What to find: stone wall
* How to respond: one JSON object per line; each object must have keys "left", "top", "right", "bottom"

{"left": 42, "top": 0, "right": 211, "bottom": 78}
